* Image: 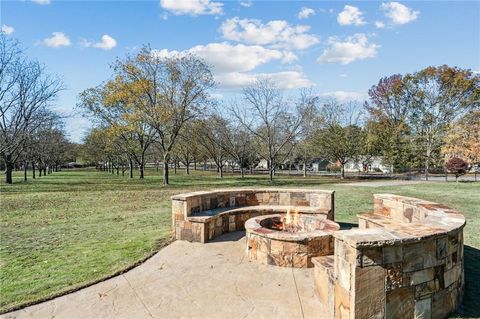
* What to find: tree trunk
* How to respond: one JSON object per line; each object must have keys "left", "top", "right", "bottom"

{"left": 129, "top": 159, "right": 134, "bottom": 178}
{"left": 174, "top": 161, "right": 177, "bottom": 175}
{"left": 139, "top": 163, "right": 144, "bottom": 179}
{"left": 55, "top": 163, "right": 58, "bottom": 172}
{"left": 425, "top": 159, "right": 429, "bottom": 181}
{"left": 269, "top": 168, "right": 273, "bottom": 181}
{"left": 156, "top": 162, "right": 159, "bottom": 173}
{"left": 116, "top": 166, "right": 119, "bottom": 175}
{"left": 163, "top": 156, "right": 169, "bottom": 185}
{"left": 24, "top": 162, "right": 28, "bottom": 182}
{"left": 43, "top": 167, "right": 47, "bottom": 176}
{"left": 122, "top": 165, "right": 125, "bottom": 176}
{"left": 219, "top": 165, "right": 223, "bottom": 178}
{"left": 32, "top": 162, "right": 36, "bottom": 179}
{"left": 4, "top": 155, "right": 13, "bottom": 184}
{"left": 39, "top": 166, "right": 42, "bottom": 177}
{"left": 186, "top": 163, "right": 190, "bottom": 175}
{"left": 194, "top": 159, "right": 197, "bottom": 171}
{"left": 241, "top": 167, "right": 244, "bottom": 178}
{"left": 303, "top": 160, "right": 307, "bottom": 177}
{"left": 341, "top": 164, "right": 345, "bottom": 179}
{"left": 204, "top": 159, "right": 207, "bottom": 171}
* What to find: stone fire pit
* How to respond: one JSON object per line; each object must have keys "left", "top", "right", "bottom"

{"left": 245, "top": 213, "right": 340, "bottom": 268}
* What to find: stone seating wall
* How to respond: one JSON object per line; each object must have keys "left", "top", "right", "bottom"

{"left": 171, "top": 189, "right": 335, "bottom": 243}
{"left": 314, "top": 194, "right": 465, "bottom": 319}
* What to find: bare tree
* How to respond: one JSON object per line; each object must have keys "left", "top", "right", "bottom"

{"left": 0, "top": 36, "right": 63, "bottom": 183}
{"left": 195, "top": 116, "right": 229, "bottom": 177}
{"left": 232, "top": 79, "right": 306, "bottom": 181}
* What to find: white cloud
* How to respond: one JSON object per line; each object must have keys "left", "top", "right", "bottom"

{"left": 1, "top": 24, "right": 14, "bottom": 35}
{"left": 375, "top": 21, "right": 386, "bottom": 29}
{"left": 43, "top": 32, "right": 71, "bottom": 48}
{"left": 220, "top": 17, "right": 319, "bottom": 50}
{"left": 216, "top": 71, "right": 314, "bottom": 90}
{"left": 82, "top": 34, "right": 117, "bottom": 50}
{"left": 298, "top": 7, "right": 315, "bottom": 19}
{"left": 153, "top": 42, "right": 312, "bottom": 90}
{"left": 317, "top": 33, "right": 379, "bottom": 64}
{"left": 154, "top": 42, "right": 292, "bottom": 73}
{"left": 320, "top": 91, "right": 368, "bottom": 102}
{"left": 381, "top": 2, "right": 419, "bottom": 25}
{"left": 239, "top": 0, "right": 252, "bottom": 7}
{"left": 337, "top": 5, "right": 366, "bottom": 26}
{"left": 31, "top": 0, "right": 51, "bottom": 4}
{"left": 160, "top": 0, "right": 223, "bottom": 16}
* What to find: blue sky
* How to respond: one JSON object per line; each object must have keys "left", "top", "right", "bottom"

{"left": 2, "top": 0, "right": 479, "bottom": 142}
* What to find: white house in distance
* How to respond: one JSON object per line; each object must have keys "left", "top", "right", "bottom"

{"left": 343, "top": 156, "right": 392, "bottom": 173}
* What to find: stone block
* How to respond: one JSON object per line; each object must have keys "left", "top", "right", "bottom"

{"left": 267, "top": 253, "right": 293, "bottom": 267}
{"left": 335, "top": 283, "right": 350, "bottom": 319}
{"left": 409, "top": 268, "right": 434, "bottom": 285}
{"left": 336, "top": 257, "right": 352, "bottom": 291}
{"left": 353, "top": 265, "right": 385, "bottom": 319}
{"left": 291, "top": 192, "right": 309, "bottom": 206}
{"left": 436, "top": 236, "right": 448, "bottom": 259}
{"left": 423, "top": 240, "right": 438, "bottom": 268}
{"left": 384, "top": 245, "right": 403, "bottom": 264}
{"left": 279, "top": 192, "right": 290, "bottom": 205}
{"left": 358, "top": 218, "right": 367, "bottom": 229}
{"left": 335, "top": 239, "right": 360, "bottom": 265}
{"left": 432, "top": 288, "right": 455, "bottom": 319}
{"left": 444, "top": 264, "right": 461, "bottom": 288}
{"left": 382, "top": 198, "right": 405, "bottom": 222}
{"left": 314, "top": 263, "right": 334, "bottom": 318}
{"left": 415, "top": 280, "right": 439, "bottom": 298}
{"left": 433, "top": 265, "right": 446, "bottom": 289}
{"left": 267, "top": 240, "right": 282, "bottom": 256}
{"left": 361, "top": 247, "right": 383, "bottom": 267}
{"left": 386, "top": 287, "right": 414, "bottom": 319}
{"left": 403, "top": 243, "right": 424, "bottom": 272}
{"left": 414, "top": 298, "right": 431, "bottom": 319}
{"left": 386, "top": 263, "right": 408, "bottom": 291}
{"left": 292, "top": 253, "right": 308, "bottom": 268}
{"left": 448, "top": 233, "right": 458, "bottom": 255}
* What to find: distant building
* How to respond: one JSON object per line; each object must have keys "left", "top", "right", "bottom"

{"left": 342, "top": 156, "right": 392, "bottom": 173}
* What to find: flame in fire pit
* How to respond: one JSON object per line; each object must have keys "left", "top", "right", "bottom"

{"left": 283, "top": 209, "right": 300, "bottom": 233}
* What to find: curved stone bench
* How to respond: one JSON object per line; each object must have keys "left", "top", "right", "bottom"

{"left": 313, "top": 194, "right": 465, "bottom": 319}
{"left": 171, "top": 188, "right": 335, "bottom": 243}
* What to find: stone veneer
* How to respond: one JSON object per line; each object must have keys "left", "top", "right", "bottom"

{"left": 171, "top": 190, "right": 465, "bottom": 318}
{"left": 171, "top": 189, "right": 335, "bottom": 243}
{"left": 314, "top": 194, "right": 465, "bottom": 319}
{"left": 245, "top": 214, "right": 340, "bottom": 268}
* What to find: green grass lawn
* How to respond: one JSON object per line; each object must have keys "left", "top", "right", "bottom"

{"left": 1, "top": 169, "right": 479, "bottom": 317}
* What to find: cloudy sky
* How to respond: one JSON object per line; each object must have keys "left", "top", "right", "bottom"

{"left": 2, "top": 0, "right": 479, "bottom": 142}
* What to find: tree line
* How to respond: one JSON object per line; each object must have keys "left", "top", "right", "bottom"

{"left": 0, "top": 35, "right": 76, "bottom": 184}
{"left": 2, "top": 38, "right": 479, "bottom": 184}
{"left": 78, "top": 45, "right": 479, "bottom": 183}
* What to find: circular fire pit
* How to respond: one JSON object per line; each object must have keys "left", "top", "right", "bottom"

{"left": 245, "top": 213, "right": 340, "bottom": 268}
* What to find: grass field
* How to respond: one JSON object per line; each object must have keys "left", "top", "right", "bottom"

{"left": 1, "top": 169, "right": 479, "bottom": 317}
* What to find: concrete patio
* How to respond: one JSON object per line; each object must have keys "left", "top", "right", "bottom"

{"left": 2, "top": 232, "right": 324, "bottom": 319}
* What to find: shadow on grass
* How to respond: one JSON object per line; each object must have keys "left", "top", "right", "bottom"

{"left": 454, "top": 245, "right": 480, "bottom": 318}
